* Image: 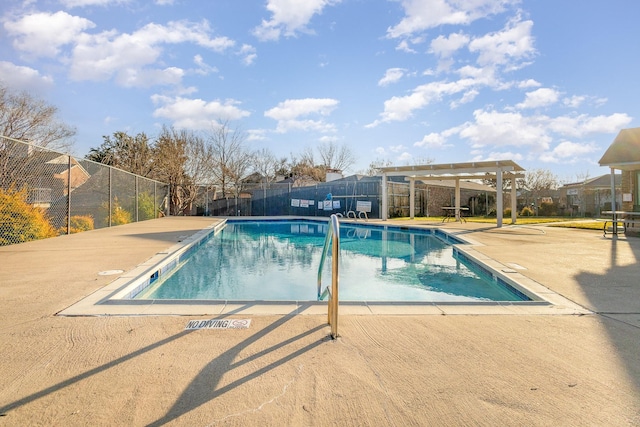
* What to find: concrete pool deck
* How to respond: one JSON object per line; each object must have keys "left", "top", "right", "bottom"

{"left": 1, "top": 216, "right": 639, "bottom": 425}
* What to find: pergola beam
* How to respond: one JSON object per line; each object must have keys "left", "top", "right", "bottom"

{"left": 379, "top": 160, "right": 525, "bottom": 228}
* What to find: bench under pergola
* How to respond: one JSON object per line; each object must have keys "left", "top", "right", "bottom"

{"left": 378, "top": 160, "right": 525, "bottom": 227}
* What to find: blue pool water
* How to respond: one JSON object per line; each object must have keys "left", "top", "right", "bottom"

{"left": 135, "top": 220, "right": 530, "bottom": 302}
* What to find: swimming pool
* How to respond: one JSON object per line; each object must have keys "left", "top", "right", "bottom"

{"left": 130, "top": 219, "right": 532, "bottom": 303}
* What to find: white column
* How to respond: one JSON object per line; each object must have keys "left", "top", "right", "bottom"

{"left": 409, "top": 178, "right": 415, "bottom": 219}
{"left": 496, "top": 171, "right": 503, "bottom": 228}
{"left": 610, "top": 167, "right": 617, "bottom": 234}
{"left": 511, "top": 174, "right": 517, "bottom": 224}
{"left": 381, "top": 173, "right": 388, "bottom": 220}
{"left": 455, "top": 178, "right": 461, "bottom": 221}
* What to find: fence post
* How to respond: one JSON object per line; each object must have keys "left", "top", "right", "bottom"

{"left": 66, "top": 155, "right": 72, "bottom": 234}
{"left": 135, "top": 175, "right": 139, "bottom": 222}
{"left": 108, "top": 167, "right": 112, "bottom": 227}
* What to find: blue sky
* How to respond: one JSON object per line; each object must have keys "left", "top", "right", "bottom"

{"left": 1, "top": 0, "right": 638, "bottom": 182}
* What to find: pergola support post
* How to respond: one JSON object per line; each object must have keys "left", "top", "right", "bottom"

{"left": 455, "top": 179, "right": 461, "bottom": 221}
{"left": 610, "top": 167, "right": 617, "bottom": 234}
{"left": 511, "top": 174, "right": 517, "bottom": 224}
{"left": 409, "top": 179, "right": 415, "bottom": 219}
{"left": 381, "top": 173, "right": 388, "bottom": 220}
{"left": 496, "top": 171, "right": 503, "bottom": 228}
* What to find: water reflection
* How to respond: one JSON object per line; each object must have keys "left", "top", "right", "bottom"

{"left": 140, "top": 221, "right": 525, "bottom": 302}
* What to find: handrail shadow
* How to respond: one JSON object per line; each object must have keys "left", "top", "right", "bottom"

{"left": 0, "top": 304, "right": 254, "bottom": 415}
{"left": 147, "top": 309, "right": 328, "bottom": 426}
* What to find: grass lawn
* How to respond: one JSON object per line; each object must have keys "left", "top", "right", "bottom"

{"left": 390, "top": 216, "right": 607, "bottom": 230}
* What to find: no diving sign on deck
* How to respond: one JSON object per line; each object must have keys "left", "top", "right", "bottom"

{"left": 185, "top": 319, "right": 251, "bottom": 330}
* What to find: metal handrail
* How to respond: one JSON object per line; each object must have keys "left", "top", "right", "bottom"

{"left": 317, "top": 214, "right": 340, "bottom": 339}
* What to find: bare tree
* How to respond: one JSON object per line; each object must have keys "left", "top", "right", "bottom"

{"left": 252, "top": 148, "right": 282, "bottom": 184}
{"left": 152, "top": 126, "right": 212, "bottom": 215}
{"left": 0, "top": 84, "right": 75, "bottom": 151}
{"left": 520, "top": 168, "right": 559, "bottom": 207}
{"left": 361, "top": 158, "right": 394, "bottom": 176}
{"left": 317, "top": 141, "right": 355, "bottom": 171}
{"left": 208, "top": 121, "right": 253, "bottom": 198}
{"left": 289, "top": 148, "right": 325, "bottom": 184}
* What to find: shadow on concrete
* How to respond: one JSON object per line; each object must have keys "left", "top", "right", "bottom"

{"left": 0, "top": 304, "right": 252, "bottom": 416}
{"left": 124, "top": 230, "right": 211, "bottom": 243}
{"left": 573, "top": 235, "right": 640, "bottom": 396}
{"left": 146, "top": 308, "right": 328, "bottom": 426}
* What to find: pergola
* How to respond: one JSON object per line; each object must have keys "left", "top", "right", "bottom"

{"left": 378, "top": 160, "right": 525, "bottom": 227}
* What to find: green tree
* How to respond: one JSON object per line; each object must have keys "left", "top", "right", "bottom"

{"left": 87, "top": 131, "right": 154, "bottom": 177}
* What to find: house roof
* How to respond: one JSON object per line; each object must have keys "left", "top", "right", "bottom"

{"left": 599, "top": 127, "right": 640, "bottom": 170}
{"left": 561, "top": 173, "right": 621, "bottom": 189}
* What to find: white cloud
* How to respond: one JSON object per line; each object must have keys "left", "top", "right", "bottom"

{"left": 319, "top": 135, "right": 339, "bottom": 143}
{"left": 151, "top": 95, "right": 250, "bottom": 129}
{"left": 563, "top": 95, "right": 586, "bottom": 108}
{"left": 414, "top": 132, "right": 447, "bottom": 148}
{"left": 264, "top": 98, "right": 339, "bottom": 133}
{"left": 443, "top": 109, "right": 631, "bottom": 160}
{"left": 429, "top": 32, "right": 469, "bottom": 58}
{"left": 472, "top": 151, "right": 523, "bottom": 162}
{"left": 68, "top": 20, "right": 234, "bottom": 85}
{"left": 247, "top": 129, "right": 268, "bottom": 141}
{"left": 387, "top": 0, "right": 516, "bottom": 39}
{"left": 450, "top": 88, "right": 479, "bottom": 108}
{"left": 0, "top": 61, "right": 54, "bottom": 92}
{"left": 193, "top": 55, "right": 218, "bottom": 76}
{"left": 389, "top": 144, "right": 406, "bottom": 152}
{"left": 516, "top": 87, "right": 560, "bottom": 109}
{"left": 61, "top": 0, "right": 127, "bottom": 6}
{"left": 253, "top": 0, "right": 340, "bottom": 41}
{"left": 118, "top": 67, "right": 185, "bottom": 87}
{"left": 4, "top": 11, "right": 95, "bottom": 57}
{"left": 539, "top": 140, "right": 597, "bottom": 163}
{"left": 468, "top": 17, "right": 536, "bottom": 69}
{"left": 397, "top": 151, "right": 414, "bottom": 163}
{"left": 367, "top": 78, "right": 477, "bottom": 126}
{"left": 238, "top": 44, "right": 257, "bottom": 65}
{"left": 458, "top": 109, "right": 552, "bottom": 150}
{"left": 378, "top": 68, "right": 406, "bottom": 86}
{"left": 518, "top": 79, "right": 541, "bottom": 88}
{"left": 396, "top": 39, "right": 417, "bottom": 53}
{"left": 5, "top": 11, "right": 236, "bottom": 88}
{"left": 547, "top": 113, "right": 632, "bottom": 137}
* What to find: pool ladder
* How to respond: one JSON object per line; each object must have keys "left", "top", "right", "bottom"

{"left": 317, "top": 214, "right": 340, "bottom": 339}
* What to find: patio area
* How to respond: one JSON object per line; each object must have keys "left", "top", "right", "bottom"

{"left": 1, "top": 216, "right": 639, "bottom": 425}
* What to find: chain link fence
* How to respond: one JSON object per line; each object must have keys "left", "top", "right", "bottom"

{"left": 183, "top": 177, "right": 384, "bottom": 218}
{"left": 1, "top": 136, "right": 169, "bottom": 246}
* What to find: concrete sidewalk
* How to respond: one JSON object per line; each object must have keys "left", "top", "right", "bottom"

{"left": 1, "top": 217, "right": 639, "bottom": 426}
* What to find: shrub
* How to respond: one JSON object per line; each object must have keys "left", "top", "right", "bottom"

{"left": 520, "top": 206, "right": 534, "bottom": 216}
{"left": 538, "top": 202, "right": 556, "bottom": 216}
{"left": 68, "top": 215, "right": 94, "bottom": 234}
{"left": 504, "top": 208, "right": 511, "bottom": 216}
{"left": 102, "top": 197, "right": 132, "bottom": 226}
{"left": 0, "top": 187, "right": 58, "bottom": 246}
{"left": 137, "top": 192, "right": 156, "bottom": 220}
